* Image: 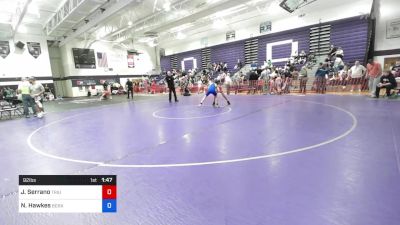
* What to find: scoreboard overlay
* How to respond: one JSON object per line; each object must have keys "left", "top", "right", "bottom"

{"left": 19, "top": 175, "right": 117, "bottom": 213}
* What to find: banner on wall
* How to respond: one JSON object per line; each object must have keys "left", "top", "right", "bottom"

{"left": 386, "top": 18, "right": 400, "bottom": 39}
{"left": 0, "top": 41, "right": 10, "bottom": 59}
{"left": 260, "top": 21, "right": 272, "bottom": 34}
{"left": 226, "top": 30, "right": 235, "bottom": 41}
{"left": 127, "top": 53, "right": 135, "bottom": 68}
{"left": 96, "top": 52, "right": 108, "bottom": 68}
{"left": 27, "top": 42, "right": 41, "bottom": 58}
{"left": 72, "top": 78, "right": 117, "bottom": 87}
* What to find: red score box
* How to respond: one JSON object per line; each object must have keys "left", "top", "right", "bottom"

{"left": 102, "top": 185, "right": 117, "bottom": 199}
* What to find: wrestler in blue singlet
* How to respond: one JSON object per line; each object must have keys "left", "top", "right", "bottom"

{"left": 206, "top": 82, "right": 217, "bottom": 96}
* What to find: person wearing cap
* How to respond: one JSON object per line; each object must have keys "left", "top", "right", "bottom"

{"left": 17, "top": 77, "right": 36, "bottom": 118}
{"left": 29, "top": 77, "right": 45, "bottom": 118}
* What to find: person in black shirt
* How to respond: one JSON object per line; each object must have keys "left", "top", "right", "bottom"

{"left": 375, "top": 71, "right": 397, "bottom": 98}
{"left": 328, "top": 44, "right": 337, "bottom": 60}
{"left": 126, "top": 79, "right": 134, "bottom": 99}
{"left": 166, "top": 71, "right": 178, "bottom": 102}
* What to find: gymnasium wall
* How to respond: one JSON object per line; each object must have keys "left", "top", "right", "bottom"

{"left": 330, "top": 17, "right": 369, "bottom": 64}
{"left": 60, "top": 40, "right": 156, "bottom": 77}
{"left": 373, "top": 0, "right": 400, "bottom": 69}
{"left": 161, "top": 16, "right": 369, "bottom": 71}
{"left": 0, "top": 34, "right": 53, "bottom": 86}
{"left": 258, "top": 27, "right": 309, "bottom": 67}
{"left": 56, "top": 39, "right": 158, "bottom": 97}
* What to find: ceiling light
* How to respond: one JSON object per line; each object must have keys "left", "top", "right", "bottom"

{"left": 169, "top": 23, "right": 194, "bottom": 33}
{"left": 207, "top": 0, "right": 223, "bottom": 4}
{"left": 163, "top": 0, "right": 171, "bottom": 12}
{"left": 128, "top": 21, "right": 133, "bottom": 26}
{"left": 148, "top": 40, "right": 158, "bottom": 47}
{"left": 176, "top": 32, "right": 186, "bottom": 40}
{"left": 18, "top": 25, "right": 27, "bottom": 33}
{"left": 212, "top": 19, "right": 227, "bottom": 29}
{"left": 28, "top": 3, "right": 40, "bottom": 18}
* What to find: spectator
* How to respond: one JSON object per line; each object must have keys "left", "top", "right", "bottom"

{"left": 375, "top": 71, "right": 397, "bottom": 98}
{"left": 282, "top": 68, "right": 293, "bottom": 94}
{"left": 328, "top": 44, "right": 338, "bottom": 60}
{"left": 299, "top": 50, "right": 307, "bottom": 64}
{"left": 333, "top": 57, "right": 345, "bottom": 71}
{"left": 299, "top": 65, "right": 308, "bottom": 94}
{"left": 391, "top": 61, "right": 400, "bottom": 77}
{"left": 339, "top": 65, "right": 349, "bottom": 90}
{"left": 225, "top": 72, "right": 232, "bottom": 95}
{"left": 17, "top": 77, "right": 36, "bottom": 118}
{"left": 268, "top": 69, "right": 278, "bottom": 94}
{"left": 366, "top": 59, "right": 382, "bottom": 97}
{"left": 315, "top": 63, "right": 329, "bottom": 94}
{"left": 258, "top": 68, "right": 270, "bottom": 94}
{"left": 248, "top": 70, "right": 259, "bottom": 94}
{"left": 335, "top": 47, "right": 344, "bottom": 59}
{"left": 348, "top": 61, "right": 366, "bottom": 92}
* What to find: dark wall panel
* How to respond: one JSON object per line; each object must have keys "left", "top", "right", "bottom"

{"left": 175, "top": 50, "right": 202, "bottom": 71}
{"left": 183, "top": 60, "right": 194, "bottom": 71}
{"left": 160, "top": 56, "right": 171, "bottom": 72}
{"left": 210, "top": 41, "right": 245, "bottom": 71}
{"left": 331, "top": 18, "right": 369, "bottom": 64}
{"left": 271, "top": 43, "right": 292, "bottom": 59}
{"left": 165, "top": 16, "right": 368, "bottom": 69}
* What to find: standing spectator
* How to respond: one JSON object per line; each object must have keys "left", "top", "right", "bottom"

{"left": 366, "top": 59, "right": 382, "bottom": 97}
{"left": 29, "top": 77, "right": 45, "bottom": 118}
{"left": 248, "top": 70, "right": 259, "bottom": 94}
{"left": 348, "top": 61, "right": 366, "bottom": 92}
{"left": 126, "top": 79, "right": 134, "bottom": 99}
{"left": 315, "top": 63, "right": 329, "bottom": 94}
{"left": 375, "top": 71, "right": 397, "bottom": 98}
{"left": 299, "top": 65, "right": 308, "bottom": 94}
{"left": 17, "top": 77, "right": 35, "bottom": 118}
{"left": 234, "top": 59, "right": 243, "bottom": 70}
{"left": 225, "top": 72, "right": 232, "bottom": 95}
{"left": 166, "top": 71, "right": 178, "bottom": 102}
{"left": 258, "top": 68, "right": 270, "bottom": 94}
{"left": 333, "top": 57, "right": 345, "bottom": 72}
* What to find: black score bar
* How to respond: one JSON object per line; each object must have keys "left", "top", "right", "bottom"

{"left": 19, "top": 175, "right": 117, "bottom": 185}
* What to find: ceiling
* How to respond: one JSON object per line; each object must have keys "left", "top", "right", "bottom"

{"left": 0, "top": 0, "right": 63, "bottom": 38}
{"left": 0, "top": 0, "right": 372, "bottom": 49}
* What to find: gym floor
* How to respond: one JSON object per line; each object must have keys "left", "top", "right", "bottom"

{"left": 1, "top": 94, "right": 400, "bottom": 225}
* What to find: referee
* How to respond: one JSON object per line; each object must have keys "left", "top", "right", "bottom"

{"left": 166, "top": 71, "right": 178, "bottom": 102}
{"left": 126, "top": 79, "right": 134, "bottom": 99}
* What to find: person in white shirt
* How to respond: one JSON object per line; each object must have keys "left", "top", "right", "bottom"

{"left": 28, "top": 77, "right": 45, "bottom": 118}
{"left": 224, "top": 72, "right": 232, "bottom": 95}
{"left": 348, "top": 61, "right": 366, "bottom": 92}
{"left": 258, "top": 68, "right": 270, "bottom": 94}
{"left": 335, "top": 47, "right": 344, "bottom": 59}
{"left": 333, "top": 57, "right": 345, "bottom": 71}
